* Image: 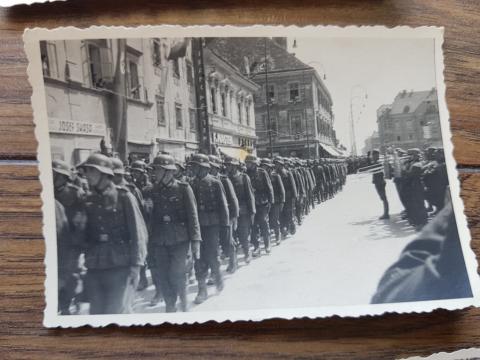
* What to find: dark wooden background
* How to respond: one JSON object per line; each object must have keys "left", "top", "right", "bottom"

{"left": 1, "top": 0, "right": 479, "bottom": 359}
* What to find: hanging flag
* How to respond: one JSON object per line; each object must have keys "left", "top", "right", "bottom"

{"left": 167, "top": 38, "right": 188, "bottom": 60}
{"left": 108, "top": 38, "right": 128, "bottom": 162}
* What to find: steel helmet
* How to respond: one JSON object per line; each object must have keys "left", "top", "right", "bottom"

{"left": 152, "top": 154, "right": 177, "bottom": 170}
{"left": 208, "top": 155, "right": 222, "bottom": 168}
{"left": 111, "top": 157, "right": 125, "bottom": 175}
{"left": 82, "top": 153, "right": 114, "bottom": 176}
{"left": 130, "top": 160, "right": 147, "bottom": 173}
{"left": 189, "top": 153, "right": 211, "bottom": 168}
{"left": 52, "top": 159, "right": 72, "bottom": 177}
{"left": 245, "top": 154, "right": 260, "bottom": 165}
{"left": 224, "top": 156, "right": 240, "bottom": 166}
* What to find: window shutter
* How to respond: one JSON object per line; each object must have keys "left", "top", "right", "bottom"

{"left": 65, "top": 40, "right": 83, "bottom": 83}
{"left": 80, "top": 41, "right": 91, "bottom": 86}
{"left": 99, "top": 45, "right": 113, "bottom": 83}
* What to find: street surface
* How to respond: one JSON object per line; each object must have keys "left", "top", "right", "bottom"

{"left": 133, "top": 174, "right": 418, "bottom": 313}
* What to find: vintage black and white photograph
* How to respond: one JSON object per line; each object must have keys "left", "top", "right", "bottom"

{"left": 24, "top": 26, "right": 480, "bottom": 327}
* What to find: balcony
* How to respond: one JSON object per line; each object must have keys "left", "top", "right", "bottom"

{"left": 210, "top": 113, "right": 256, "bottom": 138}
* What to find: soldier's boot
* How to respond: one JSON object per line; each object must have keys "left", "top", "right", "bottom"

{"left": 194, "top": 280, "right": 208, "bottom": 305}
{"left": 243, "top": 247, "right": 251, "bottom": 264}
{"left": 179, "top": 293, "right": 188, "bottom": 312}
{"left": 226, "top": 247, "right": 237, "bottom": 274}
{"left": 379, "top": 200, "right": 390, "bottom": 220}
{"left": 274, "top": 229, "right": 280, "bottom": 245}
{"left": 137, "top": 266, "right": 148, "bottom": 291}
{"left": 215, "top": 273, "right": 224, "bottom": 293}
{"left": 252, "top": 245, "right": 261, "bottom": 258}
{"left": 264, "top": 234, "right": 271, "bottom": 254}
{"left": 165, "top": 302, "right": 177, "bottom": 313}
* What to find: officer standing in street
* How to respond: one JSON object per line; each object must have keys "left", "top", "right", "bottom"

{"left": 274, "top": 157, "right": 298, "bottom": 238}
{"left": 261, "top": 158, "right": 285, "bottom": 245}
{"left": 209, "top": 155, "right": 240, "bottom": 274}
{"left": 189, "top": 154, "right": 229, "bottom": 304}
{"left": 52, "top": 160, "right": 86, "bottom": 315}
{"left": 82, "top": 153, "right": 148, "bottom": 314}
{"left": 148, "top": 154, "right": 201, "bottom": 312}
{"left": 225, "top": 156, "right": 256, "bottom": 264}
{"left": 246, "top": 155, "right": 274, "bottom": 256}
{"left": 404, "top": 148, "right": 428, "bottom": 230}
{"left": 371, "top": 149, "right": 390, "bottom": 220}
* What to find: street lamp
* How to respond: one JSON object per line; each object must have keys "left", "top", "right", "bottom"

{"left": 349, "top": 84, "right": 368, "bottom": 156}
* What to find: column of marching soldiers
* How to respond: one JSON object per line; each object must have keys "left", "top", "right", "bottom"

{"left": 53, "top": 151, "right": 347, "bottom": 315}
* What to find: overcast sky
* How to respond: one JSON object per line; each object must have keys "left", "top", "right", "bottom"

{"left": 288, "top": 37, "right": 437, "bottom": 152}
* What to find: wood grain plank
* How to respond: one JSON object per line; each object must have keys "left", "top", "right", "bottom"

{"left": 0, "top": 0, "right": 479, "bottom": 165}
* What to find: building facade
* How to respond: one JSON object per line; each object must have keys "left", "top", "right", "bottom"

{"left": 41, "top": 37, "right": 199, "bottom": 165}
{"left": 362, "top": 130, "right": 381, "bottom": 155}
{"left": 204, "top": 37, "right": 338, "bottom": 159}
{"left": 377, "top": 88, "right": 441, "bottom": 152}
{"left": 203, "top": 45, "right": 259, "bottom": 160}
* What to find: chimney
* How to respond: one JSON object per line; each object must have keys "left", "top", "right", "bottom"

{"left": 272, "top": 37, "right": 288, "bottom": 50}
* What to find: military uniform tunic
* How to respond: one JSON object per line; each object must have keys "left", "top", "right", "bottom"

{"left": 229, "top": 171, "right": 256, "bottom": 255}
{"left": 149, "top": 179, "right": 201, "bottom": 311}
{"left": 269, "top": 170, "right": 285, "bottom": 242}
{"left": 191, "top": 174, "right": 229, "bottom": 284}
{"left": 248, "top": 168, "right": 274, "bottom": 251}
{"left": 84, "top": 182, "right": 148, "bottom": 314}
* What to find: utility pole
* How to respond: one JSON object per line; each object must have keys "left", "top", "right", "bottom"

{"left": 302, "top": 68, "right": 310, "bottom": 159}
{"left": 349, "top": 100, "right": 357, "bottom": 156}
{"left": 264, "top": 38, "right": 274, "bottom": 159}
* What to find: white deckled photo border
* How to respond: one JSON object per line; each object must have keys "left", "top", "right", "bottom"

{"left": 23, "top": 25, "right": 480, "bottom": 328}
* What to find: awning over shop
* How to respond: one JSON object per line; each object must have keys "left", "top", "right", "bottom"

{"left": 319, "top": 142, "right": 342, "bottom": 157}
{"left": 218, "top": 146, "right": 249, "bottom": 161}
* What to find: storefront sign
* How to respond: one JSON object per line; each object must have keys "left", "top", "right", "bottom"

{"left": 49, "top": 118, "right": 106, "bottom": 136}
{"left": 214, "top": 132, "right": 234, "bottom": 146}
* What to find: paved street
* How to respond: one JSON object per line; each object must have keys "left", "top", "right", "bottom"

{"left": 133, "top": 174, "right": 418, "bottom": 313}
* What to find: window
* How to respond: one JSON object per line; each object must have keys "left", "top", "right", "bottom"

{"left": 289, "top": 82, "right": 300, "bottom": 102}
{"left": 267, "top": 84, "right": 275, "bottom": 103}
{"left": 408, "top": 134, "right": 413, "bottom": 140}
{"left": 186, "top": 60, "right": 193, "bottom": 85}
{"left": 403, "top": 105, "right": 410, "bottom": 113}
{"left": 128, "top": 60, "right": 140, "bottom": 99}
{"left": 290, "top": 113, "right": 303, "bottom": 135}
{"left": 40, "top": 41, "right": 55, "bottom": 77}
{"left": 87, "top": 40, "right": 112, "bottom": 88}
{"left": 173, "top": 58, "right": 180, "bottom": 78}
{"left": 156, "top": 96, "right": 165, "bottom": 126}
{"left": 210, "top": 88, "right": 217, "bottom": 114}
{"left": 88, "top": 43, "right": 102, "bottom": 87}
{"left": 189, "top": 108, "right": 196, "bottom": 132}
{"left": 175, "top": 104, "right": 183, "bottom": 128}
{"left": 238, "top": 102, "right": 242, "bottom": 124}
{"left": 221, "top": 93, "right": 227, "bottom": 117}
{"left": 246, "top": 103, "right": 250, "bottom": 125}
{"left": 270, "top": 116, "right": 278, "bottom": 136}
{"left": 397, "top": 136, "right": 401, "bottom": 141}
{"left": 152, "top": 39, "right": 162, "bottom": 67}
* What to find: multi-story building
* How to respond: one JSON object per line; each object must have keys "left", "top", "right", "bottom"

{"left": 362, "top": 130, "right": 381, "bottom": 155}
{"left": 203, "top": 43, "right": 259, "bottom": 159}
{"left": 377, "top": 88, "right": 441, "bottom": 152}
{"left": 205, "top": 37, "right": 338, "bottom": 159}
{"left": 41, "top": 37, "right": 199, "bottom": 165}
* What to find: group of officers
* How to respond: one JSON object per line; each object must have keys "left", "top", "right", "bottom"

{"left": 53, "top": 151, "right": 347, "bottom": 315}
{"left": 369, "top": 146, "right": 449, "bottom": 230}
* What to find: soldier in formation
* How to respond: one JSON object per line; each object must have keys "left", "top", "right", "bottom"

{"left": 54, "top": 150, "right": 348, "bottom": 314}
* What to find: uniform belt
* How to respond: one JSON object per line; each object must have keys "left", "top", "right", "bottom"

{"left": 96, "top": 234, "right": 127, "bottom": 244}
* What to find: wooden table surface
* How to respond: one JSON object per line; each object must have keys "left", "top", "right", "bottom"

{"left": 1, "top": 0, "right": 479, "bottom": 359}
